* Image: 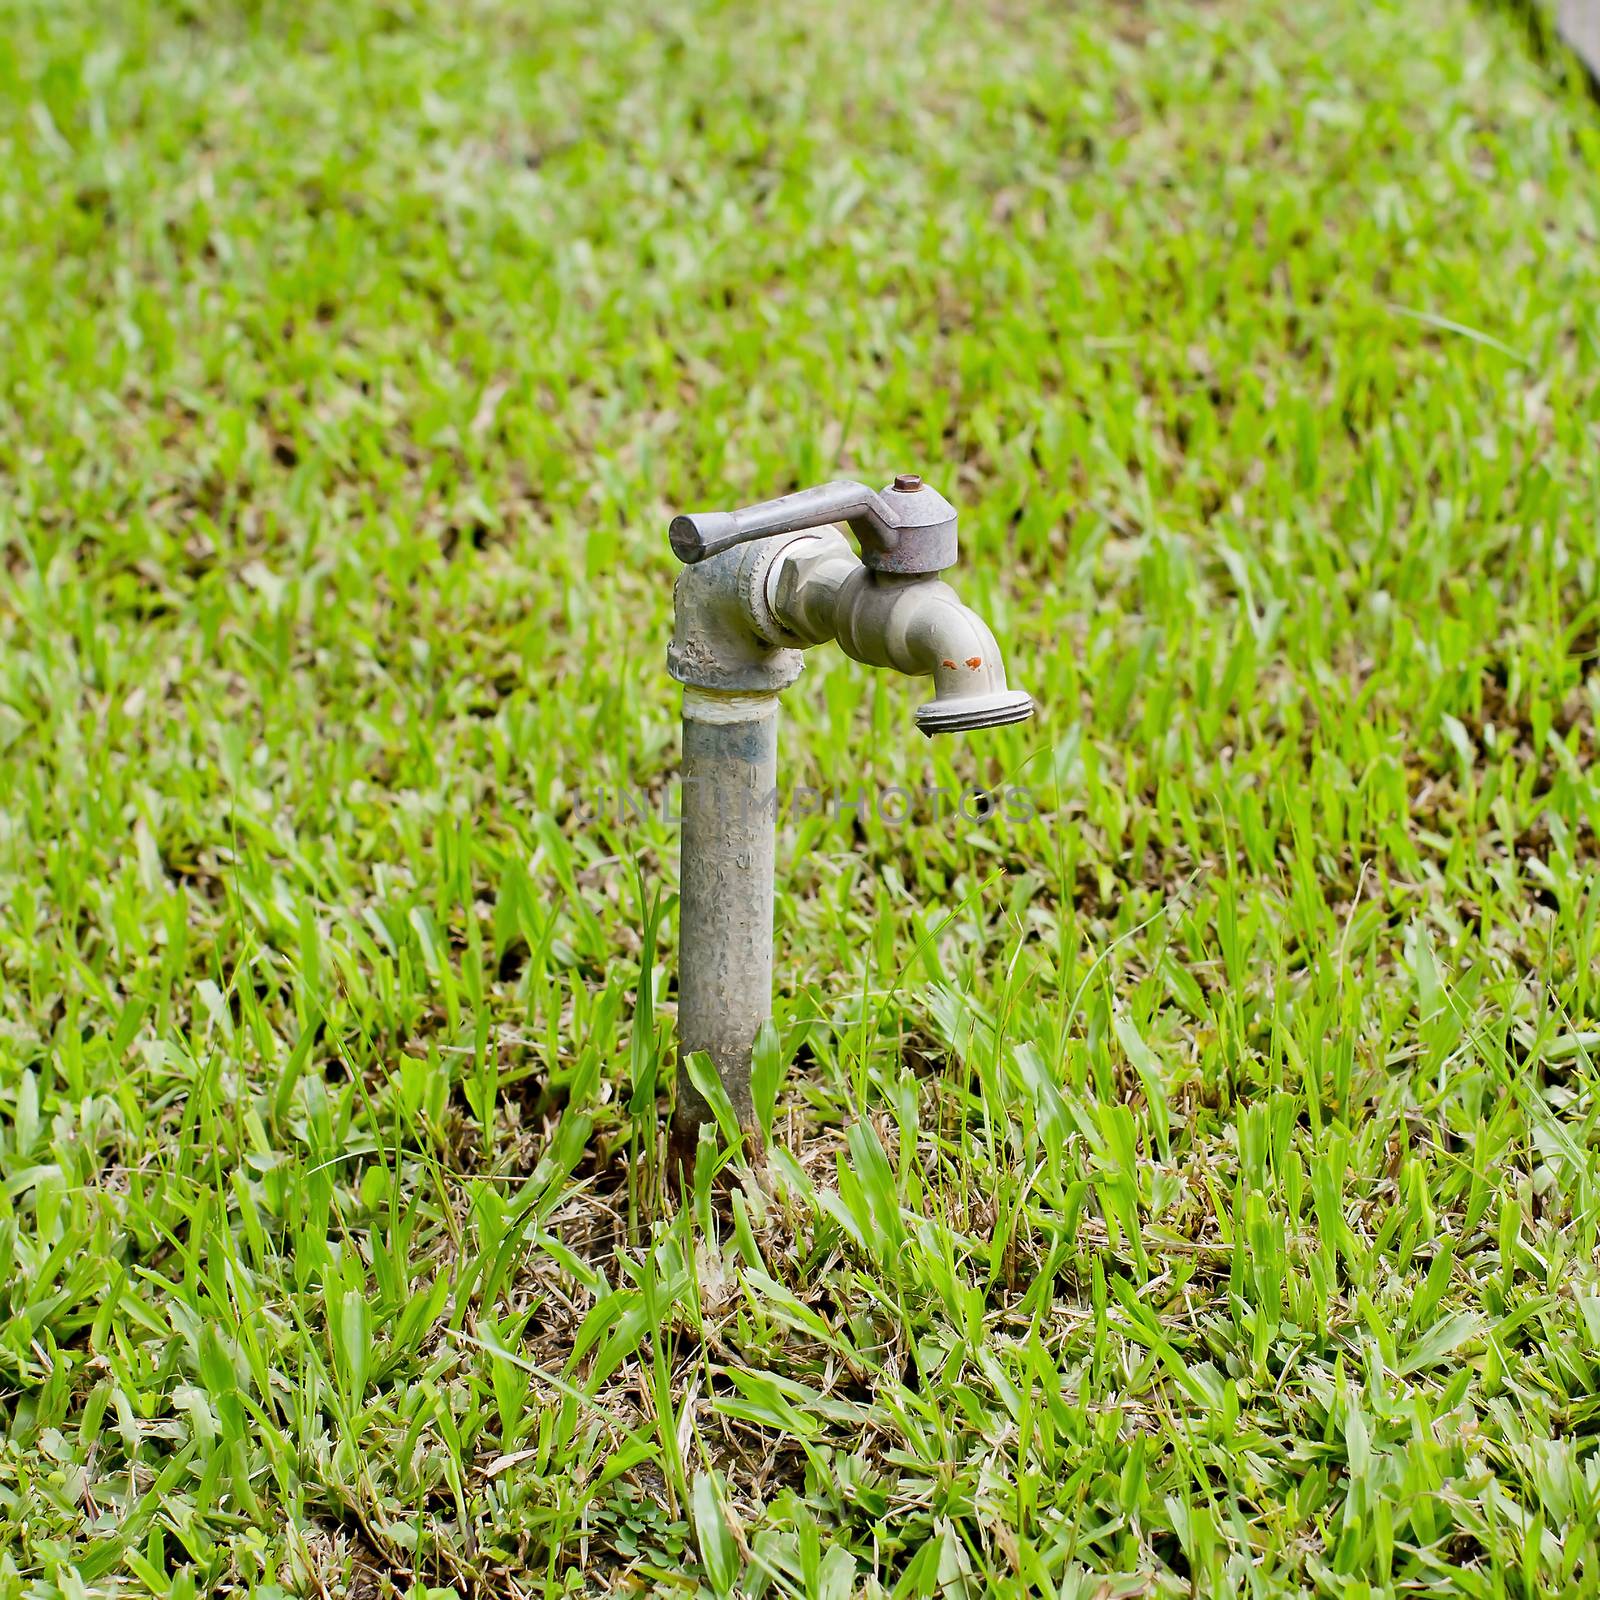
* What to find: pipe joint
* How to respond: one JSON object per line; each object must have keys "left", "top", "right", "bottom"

{"left": 666, "top": 534, "right": 805, "bottom": 695}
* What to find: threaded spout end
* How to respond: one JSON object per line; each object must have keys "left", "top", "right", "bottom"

{"left": 915, "top": 689, "right": 1034, "bottom": 737}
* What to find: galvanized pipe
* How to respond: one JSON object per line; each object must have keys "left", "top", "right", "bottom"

{"left": 671, "top": 687, "right": 779, "bottom": 1161}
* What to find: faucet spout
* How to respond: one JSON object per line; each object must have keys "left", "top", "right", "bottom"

{"left": 860, "top": 571, "right": 1035, "bottom": 736}
{"left": 766, "top": 535, "right": 1034, "bottom": 736}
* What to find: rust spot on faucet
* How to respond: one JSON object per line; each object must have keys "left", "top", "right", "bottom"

{"left": 966, "top": 656, "right": 982, "bottom": 669}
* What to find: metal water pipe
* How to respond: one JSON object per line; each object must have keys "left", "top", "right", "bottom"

{"left": 664, "top": 475, "right": 1033, "bottom": 1167}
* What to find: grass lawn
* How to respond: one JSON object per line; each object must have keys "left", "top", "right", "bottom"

{"left": 4, "top": 0, "right": 1600, "bottom": 1593}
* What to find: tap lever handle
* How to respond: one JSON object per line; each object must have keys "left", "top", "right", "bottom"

{"left": 667, "top": 510, "right": 745, "bottom": 563}
{"left": 669, "top": 480, "right": 895, "bottom": 564}
{"left": 669, "top": 474, "right": 957, "bottom": 574}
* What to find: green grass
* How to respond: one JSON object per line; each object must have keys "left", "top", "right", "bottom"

{"left": 3, "top": 0, "right": 1600, "bottom": 1593}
